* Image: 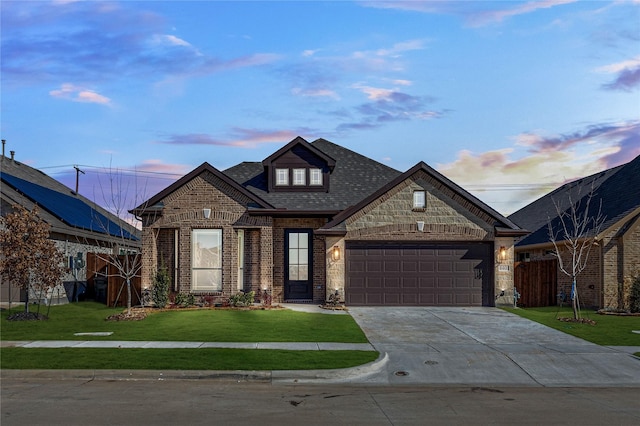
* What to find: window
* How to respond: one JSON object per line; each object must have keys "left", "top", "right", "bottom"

{"left": 413, "top": 190, "right": 426, "bottom": 209}
{"left": 310, "top": 168, "right": 323, "bottom": 186}
{"left": 191, "top": 229, "right": 222, "bottom": 291}
{"left": 293, "top": 168, "right": 306, "bottom": 186}
{"left": 275, "top": 168, "right": 289, "bottom": 186}
{"left": 288, "top": 232, "right": 309, "bottom": 281}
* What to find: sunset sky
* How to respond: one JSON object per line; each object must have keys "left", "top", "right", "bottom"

{"left": 1, "top": 0, "right": 638, "bottom": 216}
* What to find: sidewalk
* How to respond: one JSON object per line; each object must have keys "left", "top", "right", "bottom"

{"left": 1, "top": 340, "right": 375, "bottom": 351}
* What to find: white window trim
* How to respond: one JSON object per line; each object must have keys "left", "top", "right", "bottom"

{"left": 293, "top": 168, "right": 306, "bottom": 186}
{"left": 275, "top": 168, "right": 289, "bottom": 186}
{"left": 310, "top": 168, "right": 323, "bottom": 186}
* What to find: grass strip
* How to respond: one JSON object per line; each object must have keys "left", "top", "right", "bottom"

{"left": 0, "top": 348, "right": 379, "bottom": 370}
{"left": 503, "top": 306, "right": 640, "bottom": 346}
{"left": 1, "top": 302, "right": 368, "bottom": 343}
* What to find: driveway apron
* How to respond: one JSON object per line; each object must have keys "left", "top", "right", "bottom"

{"left": 348, "top": 307, "right": 640, "bottom": 387}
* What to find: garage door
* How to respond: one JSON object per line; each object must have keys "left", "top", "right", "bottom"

{"left": 346, "top": 242, "right": 492, "bottom": 306}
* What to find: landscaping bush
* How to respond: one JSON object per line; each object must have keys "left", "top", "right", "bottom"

{"left": 151, "top": 268, "right": 170, "bottom": 308}
{"left": 174, "top": 292, "right": 196, "bottom": 307}
{"left": 630, "top": 273, "right": 640, "bottom": 313}
{"left": 229, "top": 291, "right": 255, "bottom": 307}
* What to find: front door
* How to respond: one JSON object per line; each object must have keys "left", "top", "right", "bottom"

{"left": 284, "top": 229, "right": 313, "bottom": 300}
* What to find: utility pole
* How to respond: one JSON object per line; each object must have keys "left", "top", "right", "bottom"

{"left": 74, "top": 165, "right": 85, "bottom": 194}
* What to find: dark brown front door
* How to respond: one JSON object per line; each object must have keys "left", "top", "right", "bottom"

{"left": 284, "top": 229, "right": 313, "bottom": 300}
{"left": 346, "top": 242, "right": 492, "bottom": 306}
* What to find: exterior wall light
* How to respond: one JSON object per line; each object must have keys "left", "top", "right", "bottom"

{"left": 332, "top": 245, "right": 341, "bottom": 261}
{"left": 499, "top": 246, "right": 507, "bottom": 262}
{"left": 203, "top": 208, "right": 211, "bottom": 219}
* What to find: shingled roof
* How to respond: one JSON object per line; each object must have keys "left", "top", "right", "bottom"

{"left": 510, "top": 155, "right": 640, "bottom": 247}
{"left": 223, "top": 138, "right": 402, "bottom": 211}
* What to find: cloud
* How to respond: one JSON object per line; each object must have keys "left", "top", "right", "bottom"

{"left": 515, "top": 121, "right": 640, "bottom": 162}
{"left": 157, "top": 129, "right": 312, "bottom": 148}
{"left": 49, "top": 83, "right": 111, "bottom": 104}
{"left": 335, "top": 85, "right": 445, "bottom": 132}
{"left": 1, "top": 2, "right": 280, "bottom": 86}
{"left": 360, "top": 0, "right": 578, "bottom": 27}
{"left": 597, "top": 56, "right": 640, "bottom": 91}
{"left": 436, "top": 120, "right": 640, "bottom": 214}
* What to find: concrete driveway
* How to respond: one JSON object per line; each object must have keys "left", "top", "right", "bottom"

{"left": 347, "top": 307, "right": 640, "bottom": 387}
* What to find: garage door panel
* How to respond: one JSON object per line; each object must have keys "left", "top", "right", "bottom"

{"left": 346, "top": 242, "right": 491, "bottom": 306}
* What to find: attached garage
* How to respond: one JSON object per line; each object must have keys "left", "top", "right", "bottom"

{"left": 346, "top": 242, "right": 493, "bottom": 306}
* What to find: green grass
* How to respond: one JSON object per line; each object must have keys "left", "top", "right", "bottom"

{"left": 1, "top": 302, "right": 368, "bottom": 343}
{"left": 0, "top": 302, "right": 377, "bottom": 370}
{"left": 0, "top": 348, "right": 379, "bottom": 370}
{"left": 503, "top": 306, "right": 640, "bottom": 346}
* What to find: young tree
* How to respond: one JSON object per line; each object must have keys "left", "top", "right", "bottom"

{"left": 547, "top": 184, "right": 605, "bottom": 320}
{"left": 0, "top": 205, "right": 65, "bottom": 314}
{"left": 91, "top": 165, "right": 146, "bottom": 316}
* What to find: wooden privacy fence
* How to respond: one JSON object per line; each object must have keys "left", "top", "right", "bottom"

{"left": 86, "top": 252, "right": 142, "bottom": 307}
{"left": 514, "top": 259, "right": 558, "bottom": 307}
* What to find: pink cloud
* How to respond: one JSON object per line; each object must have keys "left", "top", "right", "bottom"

{"left": 49, "top": 83, "right": 111, "bottom": 105}
{"left": 157, "top": 129, "right": 313, "bottom": 148}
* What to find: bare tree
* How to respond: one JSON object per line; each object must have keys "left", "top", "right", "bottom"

{"left": 91, "top": 166, "right": 147, "bottom": 316}
{"left": 0, "top": 205, "right": 65, "bottom": 314}
{"left": 547, "top": 184, "right": 605, "bottom": 320}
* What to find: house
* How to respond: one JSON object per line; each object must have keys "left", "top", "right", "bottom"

{"left": 509, "top": 155, "right": 640, "bottom": 309}
{"left": 133, "top": 137, "right": 527, "bottom": 306}
{"left": 0, "top": 146, "right": 141, "bottom": 305}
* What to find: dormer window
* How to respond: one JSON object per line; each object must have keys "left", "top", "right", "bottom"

{"left": 276, "top": 168, "right": 289, "bottom": 186}
{"left": 293, "top": 168, "right": 306, "bottom": 186}
{"left": 310, "top": 168, "right": 323, "bottom": 186}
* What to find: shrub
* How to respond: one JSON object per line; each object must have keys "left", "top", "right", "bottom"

{"left": 151, "top": 268, "right": 170, "bottom": 308}
{"left": 629, "top": 273, "right": 640, "bottom": 313}
{"left": 174, "top": 292, "right": 196, "bottom": 308}
{"left": 229, "top": 291, "right": 255, "bottom": 307}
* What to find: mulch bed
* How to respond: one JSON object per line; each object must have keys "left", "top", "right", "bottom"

{"left": 6, "top": 312, "right": 49, "bottom": 321}
{"left": 557, "top": 316, "right": 597, "bottom": 325}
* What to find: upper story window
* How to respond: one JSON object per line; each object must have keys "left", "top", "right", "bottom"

{"left": 275, "top": 168, "right": 289, "bottom": 186}
{"left": 413, "top": 190, "right": 426, "bottom": 209}
{"left": 310, "top": 168, "right": 323, "bottom": 186}
{"left": 293, "top": 168, "right": 306, "bottom": 186}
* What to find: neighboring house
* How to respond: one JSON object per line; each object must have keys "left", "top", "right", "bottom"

{"left": 1, "top": 148, "right": 141, "bottom": 305}
{"left": 133, "top": 137, "right": 527, "bottom": 307}
{"left": 509, "top": 155, "right": 640, "bottom": 310}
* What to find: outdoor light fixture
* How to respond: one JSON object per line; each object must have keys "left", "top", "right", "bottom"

{"left": 203, "top": 208, "right": 211, "bottom": 219}
{"left": 332, "top": 245, "right": 341, "bottom": 261}
{"left": 499, "top": 246, "right": 507, "bottom": 262}
{"left": 417, "top": 221, "right": 425, "bottom": 232}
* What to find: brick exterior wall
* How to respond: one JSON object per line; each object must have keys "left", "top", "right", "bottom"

{"left": 141, "top": 171, "right": 273, "bottom": 303}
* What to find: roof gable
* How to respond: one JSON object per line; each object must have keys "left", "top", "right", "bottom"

{"left": 261, "top": 136, "right": 336, "bottom": 170}
{"left": 132, "top": 162, "right": 274, "bottom": 215}
{"left": 319, "top": 161, "right": 524, "bottom": 234}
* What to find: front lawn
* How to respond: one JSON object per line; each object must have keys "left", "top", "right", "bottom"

{"left": 0, "top": 348, "right": 379, "bottom": 370}
{"left": 1, "top": 302, "right": 368, "bottom": 343}
{"left": 503, "top": 306, "right": 640, "bottom": 346}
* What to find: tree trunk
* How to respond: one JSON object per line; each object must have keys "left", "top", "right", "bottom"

{"left": 126, "top": 278, "right": 132, "bottom": 315}
{"left": 571, "top": 278, "right": 579, "bottom": 320}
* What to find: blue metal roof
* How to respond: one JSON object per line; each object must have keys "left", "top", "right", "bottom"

{"left": 1, "top": 172, "right": 138, "bottom": 241}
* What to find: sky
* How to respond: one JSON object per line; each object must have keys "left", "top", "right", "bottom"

{"left": 1, "top": 0, "right": 639, "bottom": 218}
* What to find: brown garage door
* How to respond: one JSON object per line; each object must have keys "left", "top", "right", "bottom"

{"left": 346, "top": 242, "right": 492, "bottom": 306}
